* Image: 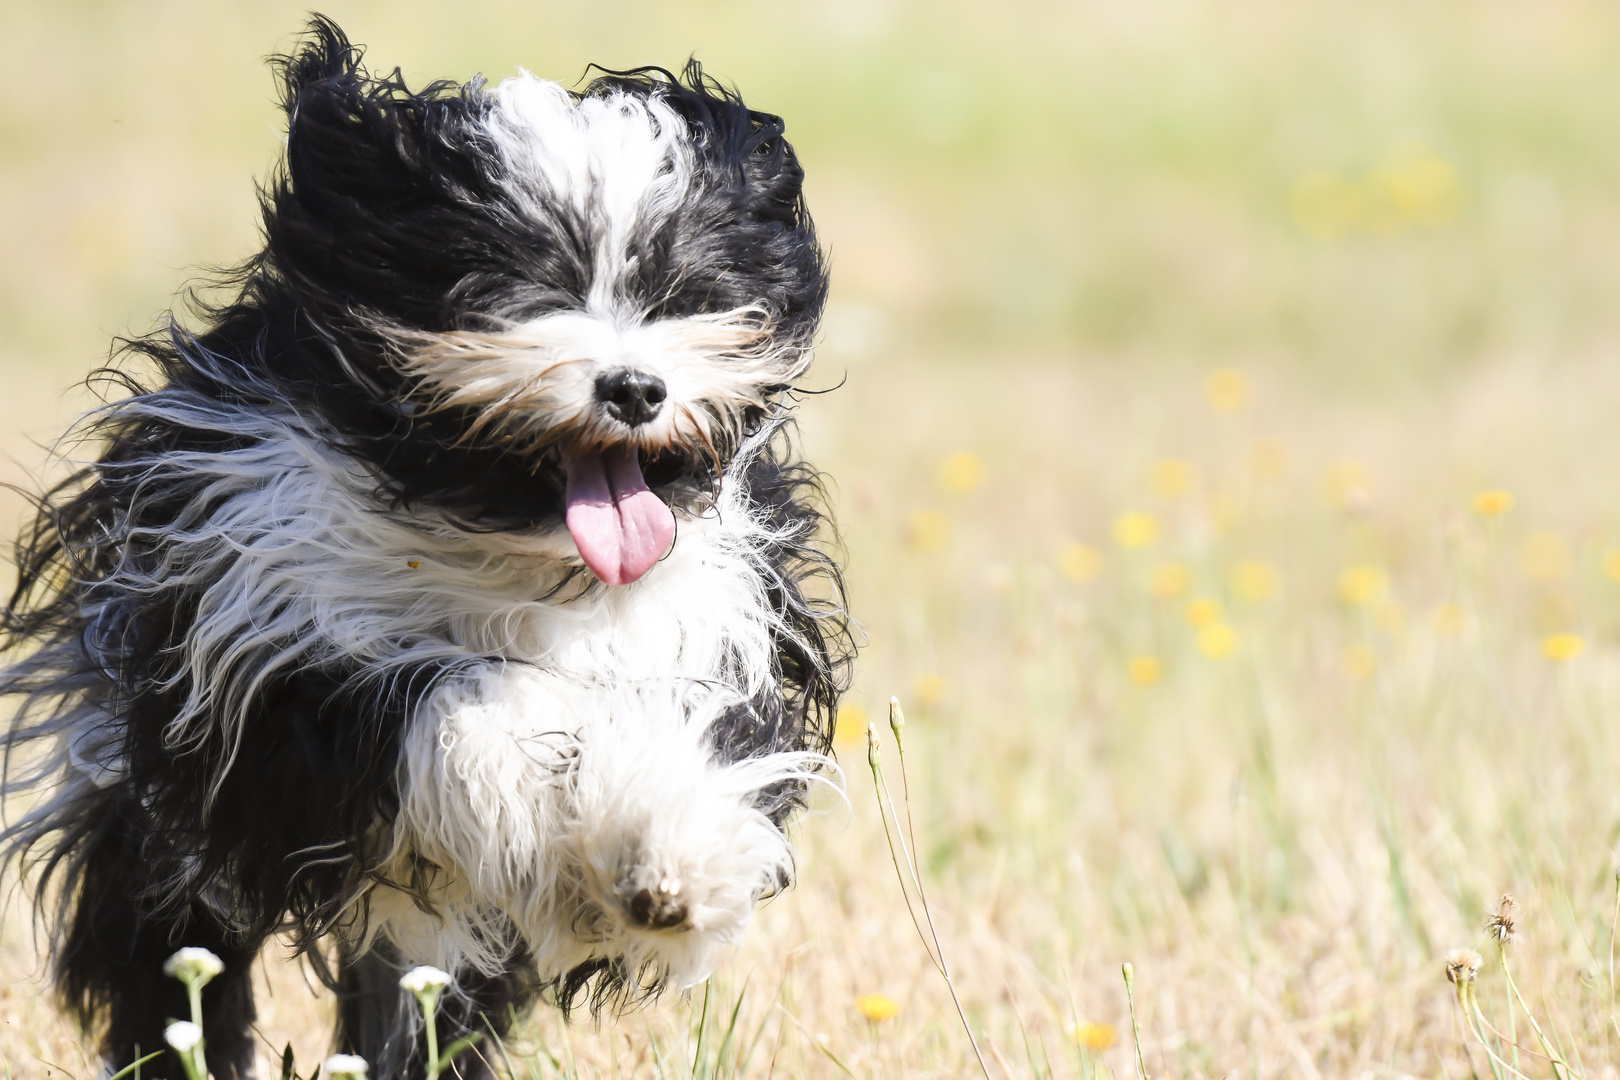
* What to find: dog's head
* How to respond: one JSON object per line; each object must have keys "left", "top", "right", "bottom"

{"left": 253, "top": 20, "right": 826, "bottom": 585}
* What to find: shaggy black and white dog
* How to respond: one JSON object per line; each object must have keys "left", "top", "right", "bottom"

{"left": 1, "top": 20, "right": 851, "bottom": 1079}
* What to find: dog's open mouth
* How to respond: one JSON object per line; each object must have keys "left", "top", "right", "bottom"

{"left": 564, "top": 445, "right": 677, "bottom": 586}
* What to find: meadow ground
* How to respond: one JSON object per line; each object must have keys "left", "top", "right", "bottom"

{"left": 8, "top": 2, "right": 1620, "bottom": 1077}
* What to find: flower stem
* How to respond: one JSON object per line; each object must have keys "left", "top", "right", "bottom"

{"left": 1123, "top": 963, "right": 1149, "bottom": 1080}
{"left": 868, "top": 711, "right": 993, "bottom": 1080}
{"left": 1459, "top": 981, "right": 1532, "bottom": 1080}
{"left": 1609, "top": 869, "right": 1620, "bottom": 1048}
{"left": 1497, "top": 944, "right": 1577, "bottom": 1080}
{"left": 423, "top": 995, "right": 441, "bottom": 1080}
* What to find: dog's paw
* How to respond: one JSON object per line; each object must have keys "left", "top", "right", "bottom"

{"left": 563, "top": 695, "right": 820, "bottom": 985}
{"left": 396, "top": 671, "right": 826, "bottom": 988}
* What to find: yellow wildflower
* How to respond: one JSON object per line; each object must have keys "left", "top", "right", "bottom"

{"left": 1150, "top": 458, "right": 1194, "bottom": 499}
{"left": 1150, "top": 562, "right": 1190, "bottom": 599}
{"left": 1431, "top": 603, "right": 1466, "bottom": 636}
{"left": 833, "top": 703, "right": 868, "bottom": 747}
{"left": 1184, "top": 598, "right": 1221, "bottom": 629}
{"left": 1250, "top": 439, "right": 1288, "bottom": 480}
{"left": 1543, "top": 633, "right": 1585, "bottom": 662}
{"left": 905, "top": 509, "right": 949, "bottom": 552}
{"left": 856, "top": 995, "right": 901, "bottom": 1022}
{"left": 1206, "top": 369, "right": 1248, "bottom": 412}
{"left": 1338, "top": 565, "right": 1388, "bottom": 607}
{"left": 1113, "top": 512, "right": 1159, "bottom": 549}
{"left": 1127, "top": 656, "right": 1162, "bottom": 686}
{"left": 914, "top": 674, "right": 945, "bottom": 706}
{"left": 1521, "top": 531, "right": 1570, "bottom": 582}
{"left": 1472, "top": 490, "right": 1514, "bottom": 517}
{"left": 938, "top": 452, "right": 986, "bottom": 493}
{"left": 1230, "top": 560, "right": 1278, "bottom": 602}
{"left": 1059, "top": 543, "right": 1102, "bottom": 583}
{"left": 1292, "top": 151, "right": 1460, "bottom": 239}
{"left": 1198, "top": 623, "right": 1237, "bottom": 659}
{"left": 1344, "top": 644, "right": 1376, "bottom": 680}
{"left": 1376, "top": 147, "right": 1462, "bottom": 229}
{"left": 1065, "top": 1020, "right": 1117, "bottom": 1051}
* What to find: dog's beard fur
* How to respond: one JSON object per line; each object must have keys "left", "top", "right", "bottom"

{"left": 0, "top": 18, "right": 852, "bottom": 1075}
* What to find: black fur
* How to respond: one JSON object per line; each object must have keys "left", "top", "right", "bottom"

{"left": 2, "top": 18, "right": 850, "bottom": 1079}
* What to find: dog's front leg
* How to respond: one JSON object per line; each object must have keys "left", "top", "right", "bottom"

{"left": 395, "top": 663, "right": 816, "bottom": 988}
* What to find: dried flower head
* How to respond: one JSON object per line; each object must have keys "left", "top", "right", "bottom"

{"left": 164, "top": 1020, "right": 203, "bottom": 1054}
{"left": 324, "top": 1054, "right": 370, "bottom": 1080}
{"left": 1485, "top": 894, "right": 1518, "bottom": 945}
{"left": 163, "top": 947, "right": 225, "bottom": 989}
{"left": 1445, "top": 948, "right": 1482, "bottom": 984}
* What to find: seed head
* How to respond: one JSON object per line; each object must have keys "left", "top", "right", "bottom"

{"left": 1485, "top": 894, "right": 1518, "bottom": 945}
{"left": 164, "top": 1021, "right": 203, "bottom": 1054}
{"left": 163, "top": 947, "right": 225, "bottom": 989}
{"left": 323, "top": 1054, "right": 370, "bottom": 1080}
{"left": 1445, "top": 948, "right": 1482, "bottom": 984}
{"left": 866, "top": 722, "right": 880, "bottom": 768}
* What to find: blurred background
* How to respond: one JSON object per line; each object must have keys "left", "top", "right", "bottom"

{"left": 7, "top": 2, "right": 1620, "bottom": 1077}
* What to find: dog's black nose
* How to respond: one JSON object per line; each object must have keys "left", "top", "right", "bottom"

{"left": 627, "top": 884, "right": 688, "bottom": 930}
{"left": 595, "top": 369, "right": 667, "bottom": 428}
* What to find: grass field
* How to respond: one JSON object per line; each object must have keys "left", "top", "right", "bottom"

{"left": 7, "top": 1, "right": 1620, "bottom": 1077}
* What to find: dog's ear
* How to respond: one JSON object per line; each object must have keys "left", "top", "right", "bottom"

{"left": 263, "top": 17, "right": 502, "bottom": 329}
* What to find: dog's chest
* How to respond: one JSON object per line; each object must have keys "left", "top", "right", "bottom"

{"left": 447, "top": 517, "right": 776, "bottom": 690}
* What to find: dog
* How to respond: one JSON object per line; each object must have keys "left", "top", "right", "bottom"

{"left": 1, "top": 18, "right": 851, "bottom": 1079}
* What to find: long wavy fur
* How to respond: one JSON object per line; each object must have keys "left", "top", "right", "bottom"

{"left": 1, "top": 16, "right": 852, "bottom": 1078}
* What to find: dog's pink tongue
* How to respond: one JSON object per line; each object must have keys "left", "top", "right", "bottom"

{"left": 564, "top": 447, "right": 676, "bottom": 586}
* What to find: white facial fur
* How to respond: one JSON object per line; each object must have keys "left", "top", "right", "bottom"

{"left": 389, "top": 305, "right": 805, "bottom": 459}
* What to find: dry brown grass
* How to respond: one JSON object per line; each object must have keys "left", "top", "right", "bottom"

{"left": 9, "top": 2, "right": 1620, "bottom": 1077}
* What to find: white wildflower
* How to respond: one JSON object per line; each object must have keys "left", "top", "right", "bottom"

{"left": 164, "top": 1020, "right": 203, "bottom": 1053}
{"left": 163, "top": 947, "right": 225, "bottom": 988}
{"left": 399, "top": 965, "right": 452, "bottom": 997}
{"left": 323, "top": 1053, "right": 369, "bottom": 1080}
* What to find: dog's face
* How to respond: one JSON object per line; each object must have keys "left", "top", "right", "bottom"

{"left": 261, "top": 40, "right": 826, "bottom": 584}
